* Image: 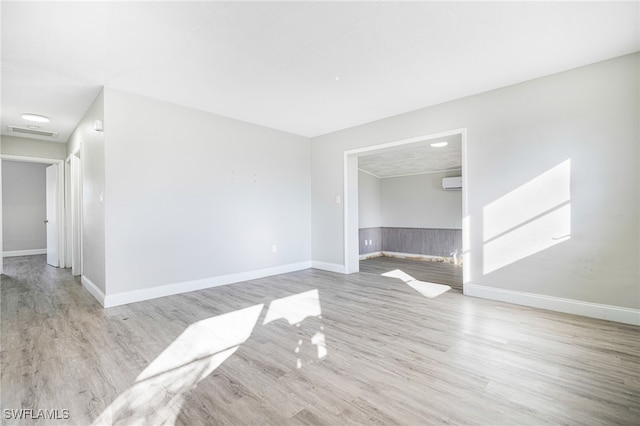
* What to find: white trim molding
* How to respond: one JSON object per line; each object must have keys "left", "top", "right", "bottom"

{"left": 465, "top": 284, "right": 640, "bottom": 326}
{"left": 381, "top": 251, "right": 459, "bottom": 263}
{"left": 359, "top": 251, "right": 383, "bottom": 261}
{"left": 310, "top": 261, "right": 346, "bottom": 274}
{"left": 102, "top": 261, "right": 312, "bottom": 308}
{"left": 359, "top": 251, "right": 461, "bottom": 264}
{"left": 0, "top": 154, "right": 64, "bottom": 164}
{"left": 3, "top": 249, "right": 47, "bottom": 257}
{"left": 81, "top": 276, "right": 106, "bottom": 306}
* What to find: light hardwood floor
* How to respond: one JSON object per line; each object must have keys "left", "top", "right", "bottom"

{"left": 1, "top": 255, "right": 638, "bottom": 425}
{"left": 359, "top": 256, "right": 463, "bottom": 290}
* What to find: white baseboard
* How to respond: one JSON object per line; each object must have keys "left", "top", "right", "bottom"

{"left": 359, "top": 251, "right": 383, "bottom": 260}
{"left": 103, "top": 261, "right": 312, "bottom": 308}
{"left": 381, "top": 251, "right": 458, "bottom": 263}
{"left": 465, "top": 284, "right": 640, "bottom": 326}
{"left": 3, "top": 249, "right": 47, "bottom": 257}
{"left": 81, "top": 276, "right": 106, "bottom": 306}
{"left": 323, "top": 252, "right": 457, "bottom": 269}
{"left": 310, "top": 261, "right": 345, "bottom": 274}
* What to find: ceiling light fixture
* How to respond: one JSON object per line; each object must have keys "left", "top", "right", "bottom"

{"left": 22, "top": 113, "right": 50, "bottom": 123}
{"left": 430, "top": 141, "right": 448, "bottom": 148}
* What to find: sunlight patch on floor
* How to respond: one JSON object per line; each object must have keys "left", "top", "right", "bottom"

{"left": 263, "top": 289, "right": 321, "bottom": 326}
{"left": 263, "top": 289, "right": 326, "bottom": 368}
{"left": 93, "top": 288, "right": 328, "bottom": 424}
{"left": 92, "top": 304, "right": 264, "bottom": 425}
{"left": 382, "top": 269, "right": 451, "bottom": 298}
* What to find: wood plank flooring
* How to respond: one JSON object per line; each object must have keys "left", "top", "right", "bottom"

{"left": 359, "top": 256, "right": 463, "bottom": 290}
{"left": 1, "top": 255, "right": 639, "bottom": 425}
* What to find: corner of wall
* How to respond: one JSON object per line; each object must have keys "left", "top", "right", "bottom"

{"left": 68, "top": 86, "right": 106, "bottom": 296}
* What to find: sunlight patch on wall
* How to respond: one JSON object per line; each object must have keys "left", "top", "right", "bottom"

{"left": 483, "top": 160, "right": 571, "bottom": 274}
{"left": 462, "top": 215, "right": 471, "bottom": 284}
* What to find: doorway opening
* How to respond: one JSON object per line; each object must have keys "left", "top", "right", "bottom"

{"left": 343, "top": 128, "right": 468, "bottom": 291}
{"left": 1, "top": 155, "right": 65, "bottom": 269}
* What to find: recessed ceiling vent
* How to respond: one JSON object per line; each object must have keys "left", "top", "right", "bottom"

{"left": 7, "top": 125, "right": 58, "bottom": 138}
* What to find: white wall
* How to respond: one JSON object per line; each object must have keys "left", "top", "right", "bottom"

{"left": 0, "top": 135, "right": 67, "bottom": 160}
{"left": 103, "top": 88, "right": 311, "bottom": 298}
{"left": 311, "top": 53, "right": 639, "bottom": 310}
{"left": 357, "top": 170, "right": 381, "bottom": 228}
{"left": 67, "top": 89, "right": 106, "bottom": 293}
{"left": 1, "top": 160, "right": 47, "bottom": 252}
{"left": 380, "top": 170, "right": 462, "bottom": 229}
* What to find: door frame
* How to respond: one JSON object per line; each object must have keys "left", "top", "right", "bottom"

{"left": 67, "top": 147, "right": 83, "bottom": 276}
{"left": 0, "top": 154, "right": 65, "bottom": 268}
{"left": 65, "top": 156, "right": 72, "bottom": 267}
{"left": 342, "top": 128, "right": 468, "bottom": 277}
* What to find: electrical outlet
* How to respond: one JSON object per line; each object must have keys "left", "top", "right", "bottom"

{"left": 272, "top": 245, "right": 278, "bottom": 253}
{"left": 364, "top": 240, "right": 368, "bottom": 246}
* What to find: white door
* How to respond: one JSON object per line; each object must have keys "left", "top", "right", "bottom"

{"left": 46, "top": 165, "right": 59, "bottom": 267}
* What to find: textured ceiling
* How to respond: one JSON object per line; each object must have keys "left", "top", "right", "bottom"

{"left": 358, "top": 135, "right": 462, "bottom": 178}
{"left": 1, "top": 1, "right": 638, "bottom": 143}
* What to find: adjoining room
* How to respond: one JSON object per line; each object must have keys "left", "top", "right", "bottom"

{"left": 356, "top": 134, "right": 464, "bottom": 295}
{"left": 1, "top": 158, "right": 63, "bottom": 267}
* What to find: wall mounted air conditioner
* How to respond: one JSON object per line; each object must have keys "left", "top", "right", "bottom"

{"left": 442, "top": 176, "right": 462, "bottom": 191}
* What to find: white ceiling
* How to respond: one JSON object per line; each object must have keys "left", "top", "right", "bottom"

{"left": 2, "top": 1, "right": 638, "bottom": 143}
{"left": 359, "top": 134, "right": 462, "bottom": 178}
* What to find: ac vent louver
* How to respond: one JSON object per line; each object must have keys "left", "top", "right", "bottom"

{"left": 7, "top": 126, "right": 58, "bottom": 138}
